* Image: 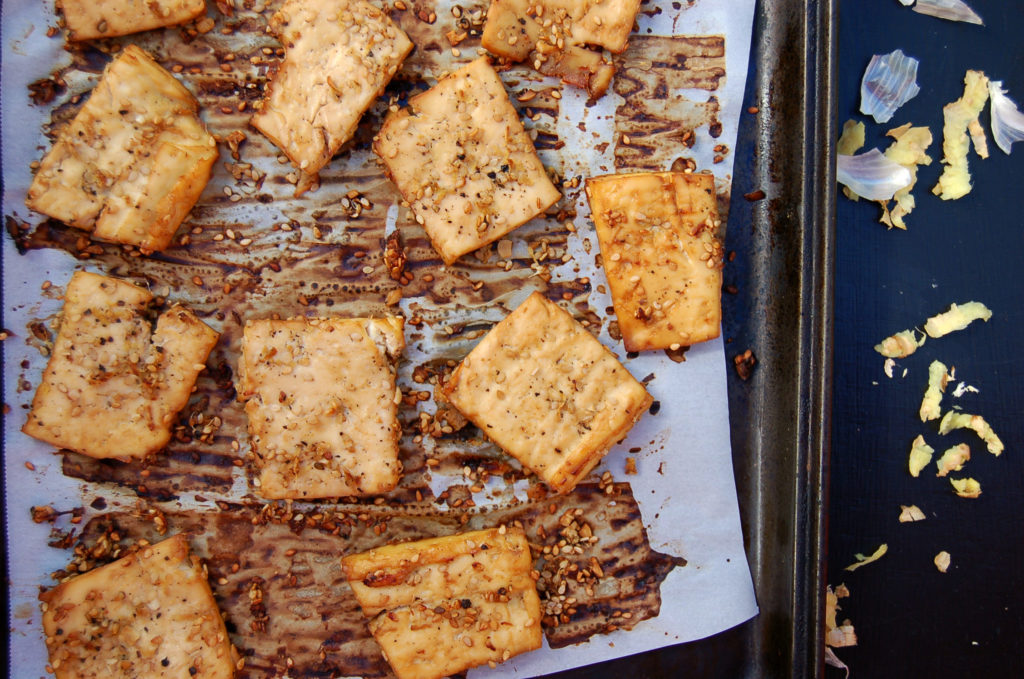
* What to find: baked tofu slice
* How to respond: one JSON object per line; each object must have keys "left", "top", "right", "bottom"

{"left": 341, "top": 527, "right": 542, "bottom": 679}
{"left": 23, "top": 271, "right": 219, "bottom": 461}
{"left": 585, "top": 171, "right": 723, "bottom": 352}
{"left": 374, "top": 58, "right": 561, "bottom": 264}
{"left": 26, "top": 45, "right": 217, "bottom": 252}
{"left": 40, "top": 534, "right": 235, "bottom": 679}
{"left": 442, "top": 292, "right": 652, "bottom": 493}
{"left": 238, "top": 317, "right": 405, "bottom": 499}
{"left": 251, "top": 0, "right": 413, "bottom": 183}
{"left": 481, "top": 0, "right": 642, "bottom": 97}
{"left": 58, "top": 0, "right": 207, "bottom": 41}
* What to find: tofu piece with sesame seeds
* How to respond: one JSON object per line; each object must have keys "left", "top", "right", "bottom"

{"left": 40, "top": 534, "right": 236, "bottom": 679}
{"left": 481, "top": 0, "right": 641, "bottom": 97}
{"left": 586, "top": 171, "right": 723, "bottom": 352}
{"left": 238, "top": 316, "right": 405, "bottom": 499}
{"left": 22, "top": 271, "right": 219, "bottom": 461}
{"left": 26, "top": 45, "right": 217, "bottom": 252}
{"left": 251, "top": 0, "right": 413, "bottom": 182}
{"left": 58, "top": 0, "right": 207, "bottom": 41}
{"left": 374, "top": 58, "right": 561, "bottom": 265}
{"left": 442, "top": 292, "right": 652, "bottom": 493}
{"left": 341, "top": 527, "right": 542, "bottom": 679}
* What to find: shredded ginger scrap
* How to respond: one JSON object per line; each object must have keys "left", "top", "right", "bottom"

{"left": 933, "top": 70, "right": 990, "bottom": 200}
{"left": 938, "top": 411, "right": 1004, "bottom": 455}
{"left": 880, "top": 123, "right": 933, "bottom": 229}
{"left": 923, "top": 301, "right": 992, "bottom": 338}
{"left": 919, "top": 360, "right": 950, "bottom": 422}
{"left": 825, "top": 585, "right": 855, "bottom": 678}
{"left": 935, "top": 443, "right": 971, "bottom": 477}
{"left": 950, "top": 477, "right": 982, "bottom": 498}
{"left": 845, "top": 543, "right": 888, "bottom": 572}
{"left": 898, "top": 504, "right": 927, "bottom": 522}
{"left": 875, "top": 328, "right": 925, "bottom": 358}
{"left": 825, "top": 585, "right": 857, "bottom": 647}
{"left": 908, "top": 434, "right": 935, "bottom": 477}
{"left": 952, "top": 381, "right": 979, "bottom": 398}
{"left": 837, "top": 119, "right": 866, "bottom": 157}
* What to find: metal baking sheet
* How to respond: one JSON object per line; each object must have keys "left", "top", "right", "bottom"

{"left": 0, "top": 0, "right": 834, "bottom": 676}
{"left": 0, "top": 1, "right": 778, "bottom": 679}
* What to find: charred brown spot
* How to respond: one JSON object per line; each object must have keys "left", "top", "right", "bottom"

{"left": 362, "top": 568, "right": 409, "bottom": 588}
{"left": 733, "top": 349, "right": 757, "bottom": 380}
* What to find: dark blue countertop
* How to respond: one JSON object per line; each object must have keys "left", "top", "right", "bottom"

{"left": 828, "top": 0, "right": 1024, "bottom": 676}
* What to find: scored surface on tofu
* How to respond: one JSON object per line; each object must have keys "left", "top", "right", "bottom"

{"left": 40, "top": 533, "right": 235, "bottom": 679}
{"left": 586, "top": 171, "right": 724, "bottom": 351}
{"left": 443, "top": 292, "right": 652, "bottom": 493}
{"left": 341, "top": 527, "right": 542, "bottom": 679}
{"left": 26, "top": 45, "right": 217, "bottom": 252}
{"left": 22, "top": 271, "right": 219, "bottom": 461}
{"left": 58, "top": 0, "right": 207, "bottom": 41}
{"left": 238, "top": 317, "right": 405, "bottom": 499}
{"left": 251, "top": 0, "right": 413, "bottom": 182}
{"left": 481, "top": 0, "right": 642, "bottom": 97}
{"left": 374, "top": 58, "right": 561, "bottom": 264}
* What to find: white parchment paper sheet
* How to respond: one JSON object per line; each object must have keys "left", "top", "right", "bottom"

{"left": 2, "top": 0, "right": 758, "bottom": 675}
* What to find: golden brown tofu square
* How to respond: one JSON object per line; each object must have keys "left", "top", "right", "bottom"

{"left": 251, "top": 0, "right": 413, "bottom": 182}
{"left": 374, "top": 58, "right": 561, "bottom": 264}
{"left": 22, "top": 271, "right": 219, "bottom": 461}
{"left": 442, "top": 292, "right": 652, "bottom": 493}
{"left": 26, "top": 45, "right": 217, "bottom": 252}
{"left": 586, "top": 171, "right": 723, "bottom": 352}
{"left": 238, "top": 317, "right": 405, "bottom": 499}
{"left": 58, "top": 0, "right": 207, "bottom": 41}
{"left": 341, "top": 527, "right": 542, "bottom": 679}
{"left": 40, "top": 534, "right": 235, "bottom": 679}
{"left": 481, "top": 0, "right": 642, "bottom": 97}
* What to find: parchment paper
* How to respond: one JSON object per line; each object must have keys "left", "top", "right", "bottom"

{"left": 2, "top": 0, "right": 759, "bottom": 676}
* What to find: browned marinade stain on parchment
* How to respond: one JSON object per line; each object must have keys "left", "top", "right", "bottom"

{"left": 612, "top": 35, "right": 725, "bottom": 171}
{"left": 52, "top": 482, "right": 683, "bottom": 678}
{"left": 9, "top": 2, "right": 698, "bottom": 671}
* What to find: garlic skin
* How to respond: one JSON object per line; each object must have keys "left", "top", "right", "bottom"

{"left": 860, "top": 49, "right": 921, "bottom": 124}
{"left": 912, "top": 0, "right": 983, "bottom": 25}
{"left": 989, "top": 81, "right": 1024, "bottom": 155}
{"left": 837, "top": 149, "right": 912, "bottom": 201}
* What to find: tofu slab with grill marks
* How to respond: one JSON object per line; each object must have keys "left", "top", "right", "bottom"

{"left": 40, "top": 533, "right": 235, "bottom": 679}
{"left": 26, "top": 45, "right": 217, "bottom": 252}
{"left": 22, "top": 271, "right": 219, "bottom": 461}
{"left": 251, "top": 0, "right": 413, "bottom": 182}
{"left": 341, "top": 527, "right": 542, "bottom": 679}
{"left": 238, "top": 317, "right": 405, "bottom": 499}
{"left": 58, "top": 0, "right": 206, "bottom": 41}
{"left": 443, "top": 292, "right": 652, "bottom": 493}
{"left": 374, "top": 58, "right": 561, "bottom": 264}
{"left": 481, "top": 0, "right": 642, "bottom": 97}
{"left": 586, "top": 171, "right": 723, "bottom": 351}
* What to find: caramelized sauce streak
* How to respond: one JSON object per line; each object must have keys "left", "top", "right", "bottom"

{"left": 68, "top": 483, "right": 682, "bottom": 677}
{"left": 613, "top": 36, "right": 726, "bottom": 170}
